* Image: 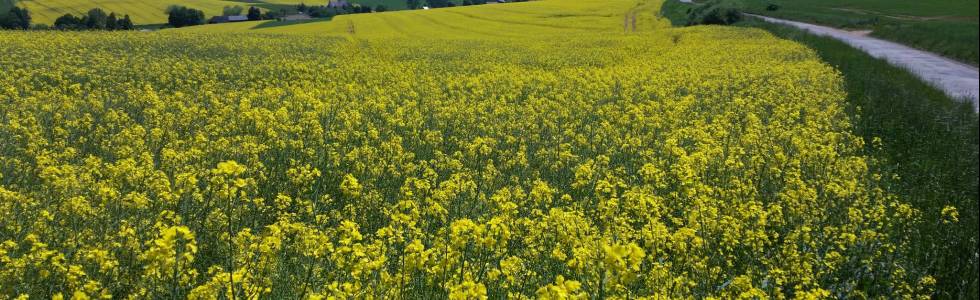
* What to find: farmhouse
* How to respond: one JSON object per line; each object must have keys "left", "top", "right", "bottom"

{"left": 209, "top": 15, "right": 249, "bottom": 24}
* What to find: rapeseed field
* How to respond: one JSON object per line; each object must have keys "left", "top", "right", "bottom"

{"left": 0, "top": 0, "right": 948, "bottom": 298}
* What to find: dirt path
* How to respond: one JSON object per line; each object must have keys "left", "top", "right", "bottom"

{"left": 624, "top": 9, "right": 637, "bottom": 32}
{"left": 746, "top": 13, "right": 979, "bottom": 112}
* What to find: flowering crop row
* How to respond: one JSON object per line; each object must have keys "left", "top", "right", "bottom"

{"left": 0, "top": 0, "right": 942, "bottom": 298}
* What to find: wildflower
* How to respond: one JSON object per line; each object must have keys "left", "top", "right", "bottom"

{"left": 536, "top": 275, "right": 587, "bottom": 300}
{"left": 941, "top": 205, "right": 959, "bottom": 224}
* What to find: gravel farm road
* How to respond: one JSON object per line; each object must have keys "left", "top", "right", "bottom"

{"left": 746, "top": 13, "right": 980, "bottom": 112}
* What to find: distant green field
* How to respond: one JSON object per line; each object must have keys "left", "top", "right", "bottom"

{"left": 739, "top": 0, "right": 980, "bottom": 65}
{"left": 12, "top": 0, "right": 308, "bottom": 25}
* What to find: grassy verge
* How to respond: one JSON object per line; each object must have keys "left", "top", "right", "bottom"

{"left": 660, "top": 3, "right": 979, "bottom": 298}
{"left": 738, "top": 0, "right": 979, "bottom": 66}
{"left": 870, "top": 20, "right": 979, "bottom": 66}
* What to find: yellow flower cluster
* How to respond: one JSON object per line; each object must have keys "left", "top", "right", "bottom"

{"left": 0, "top": 0, "right": 937, "bottom": 297}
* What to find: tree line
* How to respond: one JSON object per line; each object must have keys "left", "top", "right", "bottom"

{"left": 296, "top": 3, "right": 379, "bottom": 19}
{"left": 0, "top": 6, "right": 30, "bottom": 29}
{"left": 1, "top": 6, "right": 135, "bottom": 30}
{"left": 218, "top": 5, "right": 268, "bottom": 21}
{"left": 54, "top": 8, "right": 134, "bottom": 30}
{"left": 170, "top": 5, "right": 284, "bottom": 28}
{"left": 166, "top": 5, "right": 205, "bottom": 28}
{"left": 1, "top": 4, "right": 268, "bottom": 30}
{"left": 2, "top": 0, "right": 527, "bottom": 31}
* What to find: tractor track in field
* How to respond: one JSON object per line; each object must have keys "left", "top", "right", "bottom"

{"left": 624, "top": 10, "right": 637, "bottom": 33}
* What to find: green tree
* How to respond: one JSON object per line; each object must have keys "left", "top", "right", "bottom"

{"left": 407, "top": 0, "right": 421, "bottom": 9}
{"left": 247, "top": 6, "right": 262, "bottom": 21}
{"left": 85, "top": 8, "right": 108, "bottom": 29}
{"left": 1, "top": 6, "right": 31, "bottom": 30}
{"left": 166, "top": 5, "right": 205, "bottom": 28}
{"left": 426, "top": 0, "right": 450, "bottom": 8}
{"left": 54, "top": 13, "right": 83, "bottom": 30}
{"left": 686, "top": 0, "right": 741, "bottom": 25}
{"left": 106, "top": 12, "right": 118, "bottom": 30}
{"left": 262, "top": 9, "right": 285, "bottom": 20}
{"left": 118, "top": 14, "right": 134, "bottom": 30}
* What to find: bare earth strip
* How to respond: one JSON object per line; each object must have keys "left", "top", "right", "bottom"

{"left": 747, "top": 13, "right": 979, "bottom": 112}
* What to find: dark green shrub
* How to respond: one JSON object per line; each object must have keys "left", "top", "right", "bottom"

{"left": 166, "top": 5, "right": 205, "bottom": 28}
{"left": 687, "top": 0, "right": 742, "bottom": 26}
{"left": 0, "top": 6, "right": 30, "bottom": 30}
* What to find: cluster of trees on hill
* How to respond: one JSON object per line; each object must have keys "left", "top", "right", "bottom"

{"left": 0, "top": 6, "right": 31, "bottom": 29}
{"left": 171, "top": 5, "right": 288, "bottom": 28}
{"left": 2, "top": 6, "right": 137, "bottom": 30}
{"left": 296, "top": 3, "right": 375, "bottom": 19}
{"left": 247, "top": 6, "right": 263, "bottom": 20}
{"left": 223, "top": 5, "right": 286, "bottom": 20}
{"left": 166, "top": 5, "right": 206, "bottom": 28}
{"left": 258, "top": 7, "right": 294, "bottom": 21}
{"left": 684, "top": 0, "right": 741, "bottom": 25}
{"left": 225, "top": 5, "right": 263, "bottom": 20}
{"left": 54, "top": 8, "right": 134, "bottom": 30}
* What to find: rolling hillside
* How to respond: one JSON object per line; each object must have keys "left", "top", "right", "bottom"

{"left": 12, "top": 0, "right": 506, "bottom": 26}
{"left": 180, "top": 0, "right": 666, "bottom": 35}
